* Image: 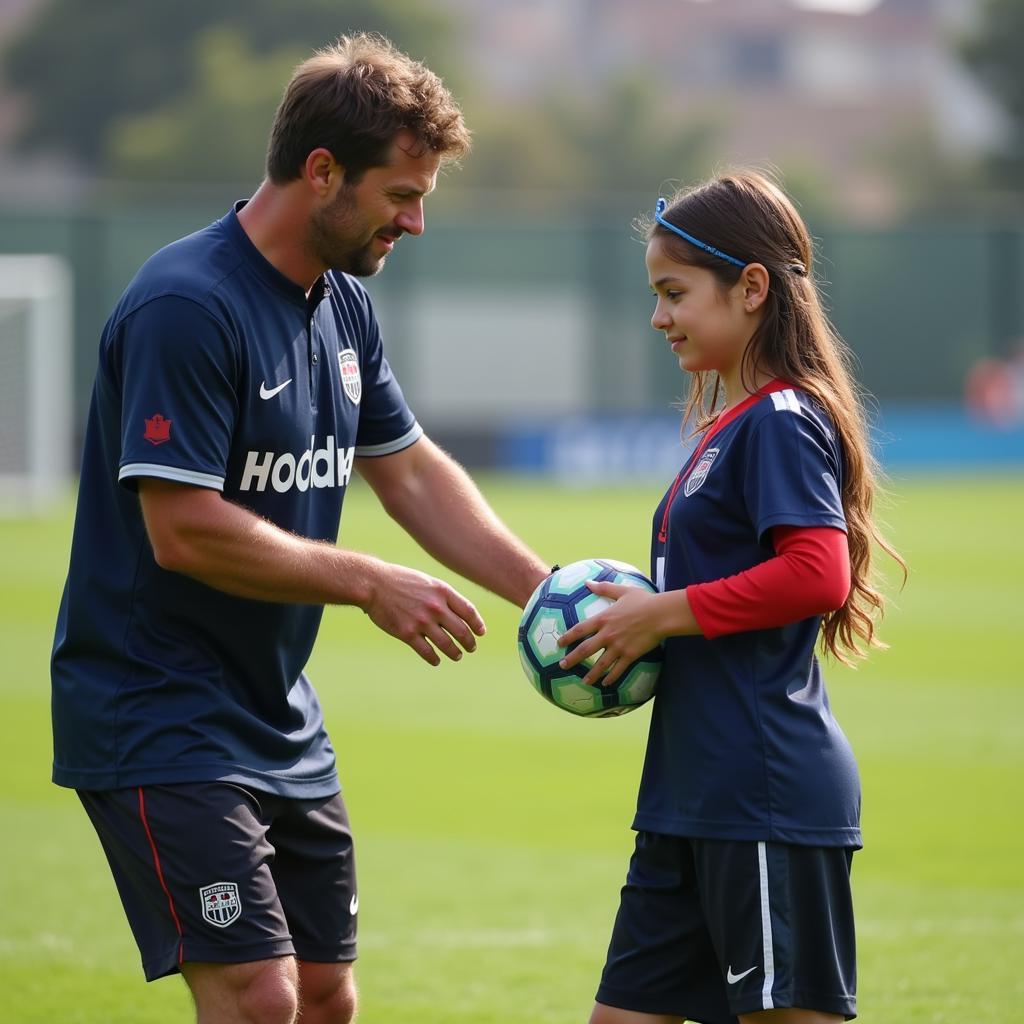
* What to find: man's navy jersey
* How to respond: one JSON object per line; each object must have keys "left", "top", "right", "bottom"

{"left": 51, "top": 204, "right": 421, "bottom": 798}
{"left": 637, "top": 384, "right": 861, "bottom": 847}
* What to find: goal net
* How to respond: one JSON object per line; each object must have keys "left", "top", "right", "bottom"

{"left": 0, "top": 254, "right": 73, "bottom": 513}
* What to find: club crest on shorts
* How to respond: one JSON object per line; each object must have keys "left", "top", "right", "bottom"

{"left": 200, "top": 882, "right": 242, "bottom": 928}
{"left": 337, "top": 349, "right": 362, "bottom": 405}
{"left": 684, "top": 447, "right": 719, "bottom": 496}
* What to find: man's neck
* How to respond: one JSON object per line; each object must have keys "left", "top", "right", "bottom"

{"left": 236, "top": 181, "right": 324, "bottom": 293}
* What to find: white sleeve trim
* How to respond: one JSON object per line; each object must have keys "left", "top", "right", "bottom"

{"left": 354, "top": 421, "right": 423, "bottom": 457}
{"left": 119, "top": 463, "right": 225, "bottom": 490}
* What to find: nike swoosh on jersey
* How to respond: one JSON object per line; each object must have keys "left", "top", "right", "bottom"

{"left": 259, "top": 378, "right": 293, "bottom": 399}
{"left": 726, "top": 965, "right": 758, "bottom": 984}
{"left": 349, "top": 893, "right": 359, "bottom": 915}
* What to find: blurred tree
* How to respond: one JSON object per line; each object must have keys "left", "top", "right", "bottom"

{"left": 2, "top": 0, "right": 456, "bottom": 174}
{"left": 960, "top": 0, "right": 1024, "bottom": 191}
{"left": 107, "top": 29, "right": 304, "bottom": 183}
{"left": 454, "top": 97, "right": 587, "bottom": 195}
{"left": 864, "top": 116, "right": 988, "bottom": 216}
{"left": 550, "top": 74, "right": 720, "bottom": 194}
{"left": 459, "top": 74, "right": 721, "bottom": 202}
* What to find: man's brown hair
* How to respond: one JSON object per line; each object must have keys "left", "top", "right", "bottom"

{"left": 266, "top": 32, "right": 470, "bottom": 184}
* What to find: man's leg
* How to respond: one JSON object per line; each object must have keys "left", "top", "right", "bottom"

{"left": 298, "top": 961, "right": 357, "bottom": 1024}
{"left": 270, "top": 792, "right": 359, "bottom": 1021}
{"left": 183, "top": 957, "right": 299, "bottom": 1024}
{"left": 78, "top": 785, "right": 296, "bottom": 986}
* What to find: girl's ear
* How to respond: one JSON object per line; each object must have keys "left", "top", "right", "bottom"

{"left": 740, "top": 263, "right": 770, "bottom": 313}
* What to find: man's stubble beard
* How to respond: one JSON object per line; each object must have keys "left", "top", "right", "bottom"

{"left": 309, "top": 186, "right": 387, "bottom": 278}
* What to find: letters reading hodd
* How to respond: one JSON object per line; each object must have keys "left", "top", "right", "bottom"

{"left": 240, "top": 435, "right": 355, "bottom": 493}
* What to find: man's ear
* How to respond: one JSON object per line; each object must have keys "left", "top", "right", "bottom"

{"left": 740, "top": 263, "right": 770, "bottom": 313}
{"left": 304, "top": 148, "right": 342, "bottom": 197}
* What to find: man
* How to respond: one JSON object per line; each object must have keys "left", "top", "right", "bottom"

{"left": 51, "top": 33, "right": 549, "bottom": 1024}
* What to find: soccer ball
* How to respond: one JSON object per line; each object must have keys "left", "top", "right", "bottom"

{"left": 517, "top": 558, "right": 662, "bottom": 718}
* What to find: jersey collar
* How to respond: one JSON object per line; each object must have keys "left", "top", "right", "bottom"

{"left": 705, "top": 379, "right": 793, "bottom": 442}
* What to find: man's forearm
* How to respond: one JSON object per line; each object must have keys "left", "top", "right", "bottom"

{"left": 364, "top": 443, "right": 549, "bottom": 607}
{"left": 140, "top": 477, "right": 382, "bottom": 606}
{"left": 139, "top": 476, "right": 488, "bottom": 666}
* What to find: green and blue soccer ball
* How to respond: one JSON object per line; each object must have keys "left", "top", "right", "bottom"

{"left": 517, "top": 558, "right": 662, "bottom": 718}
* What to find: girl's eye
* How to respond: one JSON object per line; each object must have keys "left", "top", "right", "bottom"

{"left": 665, "top": 290, "right": 682, "bottom": 301}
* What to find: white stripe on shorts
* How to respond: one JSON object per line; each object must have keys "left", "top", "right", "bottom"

{"left": 757, "top": 841, "right": 776, "bottom": 1010}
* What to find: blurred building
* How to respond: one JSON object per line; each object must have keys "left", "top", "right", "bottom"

{"left": 440, "top": 0, "right": 1006, "bottom": 219}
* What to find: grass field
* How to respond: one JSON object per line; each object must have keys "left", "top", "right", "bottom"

{"left": 1, "top": 473, "right": 1021, "bottom": 1023}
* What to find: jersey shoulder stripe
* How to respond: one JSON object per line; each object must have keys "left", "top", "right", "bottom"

{"left": 769, "top": 388, "right": 802, "bottom": 414}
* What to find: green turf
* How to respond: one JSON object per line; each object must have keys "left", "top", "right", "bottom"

{"left": 1, "top": 473, "right": 1021, "bottom": 1022}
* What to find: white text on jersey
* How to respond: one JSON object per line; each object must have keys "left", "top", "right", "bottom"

{"left": 239, "top": 436, "right": 355, "bottom": 493}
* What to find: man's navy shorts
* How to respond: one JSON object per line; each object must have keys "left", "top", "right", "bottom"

{"left": 595, "top": 832, "right": 857, "bottom": 1023}
{"left": 79, "top": 781, "right": 357, "bottom": 981}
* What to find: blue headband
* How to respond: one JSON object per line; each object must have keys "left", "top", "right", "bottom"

{"left": 654, "top": 198, "right": 747, "bottom": 269}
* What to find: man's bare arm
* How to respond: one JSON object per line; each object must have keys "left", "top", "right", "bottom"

{"left": 355, "top": 436, "right": 549, "bottom": 608}
{"left": 137, "top": 477, "right": 484, "bottom": 665}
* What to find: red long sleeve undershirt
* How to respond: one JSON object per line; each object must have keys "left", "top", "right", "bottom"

{"left": 686, "top": 525, "right": 851, "bottom": 639}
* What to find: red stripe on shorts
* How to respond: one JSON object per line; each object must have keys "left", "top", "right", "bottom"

{"left": 137, "top": 786, "right": 185, "bottom": 966}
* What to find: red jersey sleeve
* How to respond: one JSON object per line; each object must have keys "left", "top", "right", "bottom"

{"left": 686, "top": 525, "right": 851, "bottom": 639}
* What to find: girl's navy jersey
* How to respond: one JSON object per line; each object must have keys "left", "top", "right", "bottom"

{"left": 51, "top": 205, "right": 421, "bottom": 798}
{"left": 639, "top": 384, "right": 861, "bottom": 847}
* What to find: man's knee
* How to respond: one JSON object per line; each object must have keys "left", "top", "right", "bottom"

{"left": 298, "top": 961, "right": 357, "bottom": 1024}
{"left": 236, "top": 962, "right": 300, "bottom": 1024}
{"left": 184, "top": 957, "right": 299, "bottom": 1024}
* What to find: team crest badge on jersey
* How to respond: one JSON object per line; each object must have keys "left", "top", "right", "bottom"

{"left": 684, "top": 447, "right": 719, "bottom": 496}
{"left": 337, "top": 349, "right": 361, "bottom": 405}
{"left": 200, "top": 882, "right": 242, "bottom": 928}
{"left": 143, "top": 413, "right": 172, "bottom": 445}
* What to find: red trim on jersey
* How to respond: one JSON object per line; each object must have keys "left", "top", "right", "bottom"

{"left": 137, "top": 787, "right": 185, "bottom": 966}
{"left": 687, "top": 525, "right": 851, "bottom": 639}
{"left": 658, "top": 381, "right": 793, "bottom": 543}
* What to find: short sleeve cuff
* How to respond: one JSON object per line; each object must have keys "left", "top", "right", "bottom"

{"left": 119, "top": 463, "right": 225, "bottom": 490}
{"left": 354, "top": 421, "right": 423, "bottom": 457}
{"left": 757, "top": 511, "right": 846, "bottom": 542}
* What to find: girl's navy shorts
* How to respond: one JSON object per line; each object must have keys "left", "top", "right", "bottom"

{"left": 595, "top": 831, "right": 857, "bottom": 1022}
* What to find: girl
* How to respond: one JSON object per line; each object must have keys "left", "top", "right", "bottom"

{"left": 558, "top": 170, "right": 904, "bottom": 1024}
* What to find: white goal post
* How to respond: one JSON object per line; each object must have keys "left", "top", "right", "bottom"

{"left": 0, "top": 254, "right": 73, "bottom": 512}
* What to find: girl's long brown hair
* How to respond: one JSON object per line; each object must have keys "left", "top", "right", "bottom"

{"left": 648, "top": 169, "right": 905, "bottom": 663}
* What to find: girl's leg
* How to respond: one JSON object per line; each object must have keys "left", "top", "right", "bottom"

{"left": 590, "top": 1002, "right": 682, "bottom": 1024}
{"left": 740, "top": 1010, "right": 843, "bottom": 1024}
